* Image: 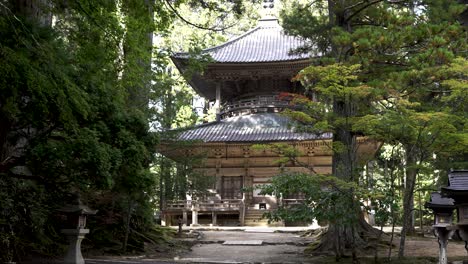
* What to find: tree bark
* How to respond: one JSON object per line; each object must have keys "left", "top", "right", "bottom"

{"left": 1, "top": 0, "right": 52, "bottom": 175}
{"left": 122, "top": 200, "right": 134, "bottom": 252}
{"left": 10, "top": 0, "right": 52, "bottom": 27}
{"left": 311, "top": 93, "right": 385, "bottom": 258}
{"left": 398, "top": 144, "right": 418, "bottom": 257}
{"left": 122, "top": 0, "right": 154, "bottom": 109}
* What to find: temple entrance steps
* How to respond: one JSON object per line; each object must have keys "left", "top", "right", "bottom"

{"left": 243, "top": 209, "right": 283, "bottom": 227}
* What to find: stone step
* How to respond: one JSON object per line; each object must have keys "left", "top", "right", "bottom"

{"left": 245, "top": 210, "right": 269, "bottom": 215}
{"left": 243, "top": 209, "right": 283, "bottom": 227}
{"left": 244, "top": 222, "right": 269, "bottom": 227}
{"left": 244, "top": 221, "right": 283, "bottom": 227}
{"left": 244, "top": 218, "right": 268, "bottom": 222}
{"left": 244, "top": 219, "right": 265, "bottom": 222}
{"left": 244, "top": 213, "right": 266, "bottom": 217}
{"left": 223, "top": 240, "right": 263, "bottom": 245}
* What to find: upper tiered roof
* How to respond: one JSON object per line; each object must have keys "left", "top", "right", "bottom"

{"left": 172, "top": 17, "right": 309, "bottom": 63}
{"left": 171, "top": 17, "right": 312, "bottom": 100}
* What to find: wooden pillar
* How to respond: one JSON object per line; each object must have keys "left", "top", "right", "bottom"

{"left": 212, "top": 211, "right": 217, "bottom": 226}
{"left": 191, "top": 202, "right": 199, "bottom": 226}
{"left": 215, "top": 148, "right": 223, "bottom": 196}
{"left": 215, "top": 82, "right": 221, "bottom": 121}
{"left": 182, "top": 210, "right": 188, "bottom": 226}
{"left": 243, "top": 146, "right": 251, "bottom": 204}
{"left": 239, "top": 200, "right": 245, "bottom": 226}
{"left": 161, "top": 213, "right": 167, "bottom": 226}
{"left": 191, "top": 211, "right": 198, "bottom": 226}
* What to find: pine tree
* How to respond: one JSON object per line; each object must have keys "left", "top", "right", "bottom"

{"left": 280, "top": 0, "right": 467, "bottom": 259}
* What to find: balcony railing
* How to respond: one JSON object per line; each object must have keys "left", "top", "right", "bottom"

{"left": 164, "top": 199, "right": 243, "bottom": 212}
{"left": 220, "top": 94, "right": 295, "bottom": 118}
{"left": 281, "top": 198, "right": 306, "bottom": 207}
{"left": 221, "top": 94, "right": 290, "bottom": 113}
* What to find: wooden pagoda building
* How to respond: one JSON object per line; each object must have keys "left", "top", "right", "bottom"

{"left": 161, "top": 17, "right": 380, "bottom": 226}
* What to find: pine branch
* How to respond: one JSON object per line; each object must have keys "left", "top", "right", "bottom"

{"left": 72, "top": 0, "right": 121, "bottom": 46}
{"left": 164, "top": 0, "right": 236, "bottom": 32}
{"left": 345, "top": 0, "right": 384, "bottom": 23}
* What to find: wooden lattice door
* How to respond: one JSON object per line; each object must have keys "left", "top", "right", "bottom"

{"left": 221, "top": 176, "right": 243, "bottom": 199}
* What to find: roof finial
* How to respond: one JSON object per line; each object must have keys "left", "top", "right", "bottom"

{"left": 263, "top": 0, "right": 274, "bottom": 9}
{"left": 262, "top": 0, "right": 275, "bottom": 16}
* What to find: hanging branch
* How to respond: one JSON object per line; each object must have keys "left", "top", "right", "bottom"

{"left": 164, "top": 0, "right": 236, "bottom": 32}
{"left": 345, "top": 0, "right": 410, "bottom": 23}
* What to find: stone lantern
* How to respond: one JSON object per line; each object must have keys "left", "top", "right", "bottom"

{"left": 425, "top": 192, "right": 455, "bottom": 264}
{"left": 425, "top": 192, "right": 455, "bottom": 227}
{"left": 442, "top": 170, "right": 468, "bottom": 221}
{"left": 442, "top": 170, "right": 468, "bottom": 253}
{"left": 58, "top": 194, "right": 97, "bottom": 264}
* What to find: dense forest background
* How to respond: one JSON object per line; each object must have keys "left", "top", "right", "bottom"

{"left": 0, "top": 0, "right": 261, "bottom": 259}
{"left": 0, "top": 0, "right": 467, "bottom": 262}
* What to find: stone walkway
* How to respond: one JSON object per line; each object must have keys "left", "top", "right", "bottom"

{"left": 173, "top": 230, "right": 314, "bottom": 263}
{"left": 84, "top": 227, "right": 468, "bottom": 264}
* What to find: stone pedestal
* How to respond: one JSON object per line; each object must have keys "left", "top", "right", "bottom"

{"left": 434, "top": 226, "right": 454, "bottom": 264}
{"left": 191, "top": 203, "right": 199, "bottom": 226}
{"left": 456, "top": 225, "right": 468, "bottom": 255}
{"left": 61, "top": 229, "right": 89, "bottom": 264}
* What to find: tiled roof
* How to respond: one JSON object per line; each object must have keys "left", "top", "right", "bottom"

{"left": 176, "top": 113, "right": 331, "bottom": 143}
{"left": 173, "top": 17, "right": 310, "bottom": 63}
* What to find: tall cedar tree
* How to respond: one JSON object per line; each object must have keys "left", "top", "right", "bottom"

{"left": 280, "top": 0, "right": 467, "bottom": 259}
{"left": 0, "top": 0, "right": 160, "bottom": 258}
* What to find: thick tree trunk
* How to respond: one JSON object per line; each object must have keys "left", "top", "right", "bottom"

{"left": 314, "top": 213, "right": 384, "bottom": 257}
{"left": 0, "top": 113, "right": 13, "bottom": 173}
{"left": 312, "top": 97, "right": 384, "bottom": 259}
{"left": 330, "top": 100, "right": 359, "bottom": 258}
{"left": 398, "top": 145, "right": 418, "bottom": 257}
{"left": 122, "top": 0, "right": 154, "bottom": 109}
{"left": 10, "top": 0, "right": 52, "bottom": 26}
{"left": 1, "top": 0, "right": 51, "bottom": 175}
{"left": 122, "top": 200, "right": 134, "bottom": 252}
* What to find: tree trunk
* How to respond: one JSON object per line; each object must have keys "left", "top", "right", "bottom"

{"left": 1, "top": 0, "right": 51, "bottom": 174}
{"left": 122, "top": 200, "right": 133, "bottom": 252}
{"left": 398, "top": 144, "right": 418, "bottom": 257}
{"left": 0, "top": 114, "right": 13, "bottom": 173}
{"left": 121, "top": 0, "right": 154, "bottom": 109}
{"left": 314, "top": 213, "right": 384, "bottom": 258}
{"left": 330, "top": 99, "right": 359, "bottom": 258}
{"left": 312, "top": 97, "right": 384, "bottom": 259}
{"left": 10, "top": 0, "right": 52, "bottom": 26}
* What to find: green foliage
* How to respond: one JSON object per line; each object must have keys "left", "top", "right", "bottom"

{"left": 0, "top": 0, "right": 165, "bottom": 258}
{"left": 259, "top": 172, "right": 374, "bottom": 226}
{"left": 263, "top": 0, "right": 467, "bottom": 257}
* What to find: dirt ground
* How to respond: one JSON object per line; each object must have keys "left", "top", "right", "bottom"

{"left": 401, "top": 237, "right": 466, "bottom": 257}
{"left": 174, "top": 230, "right": 468, "bottom": 263}
{"left": 86, "top": 228, "right": 468, "bottom": 264}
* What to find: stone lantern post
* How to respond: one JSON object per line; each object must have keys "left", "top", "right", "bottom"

{"left": 425, "top": 192, "right": 455, "bottom": 264}
{"left": 58, "top": 195, "right": 97, "bottom": 264}
{"left": 191, "top": 200, "right": 199, "bottom": 226}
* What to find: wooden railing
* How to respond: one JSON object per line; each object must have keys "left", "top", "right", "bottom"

{"left": 164, "top": 200, "right": 192, "bottom": 210}
{"left": 281, "top": 198, "right": 305, "bottom": 207}
{"left": 164, "top": 199, "right": 243, "bottom": 211}
{"left": 220, "top": 94, "right": 292, "bottom": 114}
